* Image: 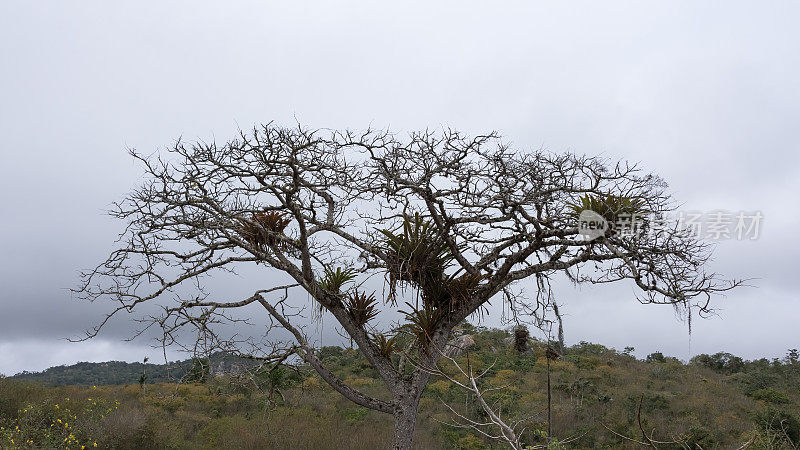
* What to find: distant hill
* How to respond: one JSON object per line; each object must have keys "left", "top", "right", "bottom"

{"left": 11, "top": 353, "right": 256, "bottom": 386}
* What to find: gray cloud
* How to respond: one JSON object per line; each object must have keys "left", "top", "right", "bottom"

{"left": 1, "top": 1, "right": 798, "bottom": 375}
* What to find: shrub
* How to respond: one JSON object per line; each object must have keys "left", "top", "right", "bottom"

{"left": 0, "top": 378, "right": 46, "bottom": 421}
{"left": 684, "top": 425, "right": 717, "bottom": 448}
{"left": 755, "top": 408, "right": 800, "bottom": 446}
{"left": 427, "top": 380, "right": 452, "bottom": 397}
{"left": 92, "top": 406, "right": 159, "bottom": 449}
{"left": 0, "top": 392, "right": 118, "bottom": 449}
{"left": 341, "top": 407, "right": 369, "bottom": 424}
{"left": 691, "top": 352, "right": 745, "bottom": 374}
{"left": 456, "top": 433, "right": 487, "bottom": 449}
{"left": 183, "top": 358, "right": 210, "bottom": 384}
{"left": 749, "top": 388, "right": 791, "bottom": 404}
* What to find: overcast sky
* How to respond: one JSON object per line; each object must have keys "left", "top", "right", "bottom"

{"left": 1, "top": 1, "right": 798, "bottom": 375}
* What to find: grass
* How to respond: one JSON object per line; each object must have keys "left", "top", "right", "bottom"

{"left": 2, "top": 327, "right": 799, "bottom": 449}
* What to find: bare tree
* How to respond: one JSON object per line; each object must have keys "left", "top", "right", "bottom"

{"left": 418, "top": 350, "right": 528, "bottom": 449}
{"left": 75, "top": 123, "right": 740, "bottom": 449}
{"left": 415, "top": 345, "right": 583, "bottom": 449}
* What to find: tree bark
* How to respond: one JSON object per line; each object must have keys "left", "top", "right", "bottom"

{"left": 392, "top": 393, "right": 421, "bottom": 450}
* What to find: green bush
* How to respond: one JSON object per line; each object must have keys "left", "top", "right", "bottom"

{"left": 684, "top": 425, "right": 717, "bottom": 448}
{"left": 755, "top": 408, "right": 800, "bottom": 446}
{"left": 184, "top": 358, "right": 210, "bottom": 384}
{"left": 691, "top": 352, "right": 745, "bottom": 374}
{"left": 0, "top": 378, "right": 46, "bottom": 421}
{"left": 749, "top": 388, "right": 791, "bottom": 404}
{"left": 341, "top": 407, "right": 369, "bottom": 424}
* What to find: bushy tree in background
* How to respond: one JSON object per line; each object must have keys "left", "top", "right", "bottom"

{"left": 184, "top": 358, "right": 210, "bottom": 384}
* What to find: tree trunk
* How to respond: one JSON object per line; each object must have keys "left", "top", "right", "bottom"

{"left": 392, "top": 394, "right": 420, "bottom": 450}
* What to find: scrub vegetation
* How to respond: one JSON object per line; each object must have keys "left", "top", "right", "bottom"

{"left": 3, "top": 326, "right": 798, "bottom": 449}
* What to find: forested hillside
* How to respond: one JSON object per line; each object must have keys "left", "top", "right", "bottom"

{"left": 2, "top": 326, "right": 798, "bottom": 448}
{"left": 11, "top": 353, "right": 256, "bottom": 386}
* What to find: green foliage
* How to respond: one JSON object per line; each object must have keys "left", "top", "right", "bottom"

{"left": 571, "top": 341, "right": 611, "bottom": 356}
{"left": 684, "top": 425, "right": 717, "bottom": 449}
{"left": 429, "top": 272, "right": 483, "bottom": 311}
{"left": 371, "top": 333, "right": 399, "bottom": 358}
{"left": 691, "top": 352, "right": 745, "bottom": 374}
{"left": 345, "top": 291, "right": 379, "bottom": 327}
{"left": 0, "top": 378, "right": 46, "bottom": 421}
{"left": 738, "top": 369, "right": 784, "bottom": 395}
{"left": 254, "top": 363, "right": 302, "bottom": 398}
{"left": 340, "top": 407, "right": 369, "bottom": 424}
{"left": 399, "top": 304, "right": 442, "bottom": 353}
{"left": 380, "top": 214, "right": 485, "bottom": 354}
{"left": 787, "top": 348, "right": 799, "bottom": 364}
{"left": 380, "top": 213, "right": 453, "bottom": 296}
{"left": 319, "top": 266, "right": 357, "bottom": 294}
{"left": 381, "top": 213, "right": 479, "bottom": 310}
{"left": 755, "top": 407, "right": 800, "bottom": 446}
{"left": 13, "top": 360, "right": 183, "bottom": 386}
{"left": 749, "top": 388, "right": 791, "bottom": 404}
{"left": 565, "top": 355, "right": 601, "bottom": 370}
{"left": 3, "top": 327, "right": 799, "bottom": 449}
{"left": 567, "top": 194, "right": 647, "bottom": 222}
{"left": 12, "top": 352, "right": 259, "bottom": 387}
{"left": 0, "top": 388, "right": 120, "bottom": 448}
{"left": 317, "top": 346, "right": 345, "bottom": 364}
{"left": 455, "top": 433, "right": 487, "bottom": 449}
{"left": 183, "top": 358, "right": 210, "bottom": 384}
